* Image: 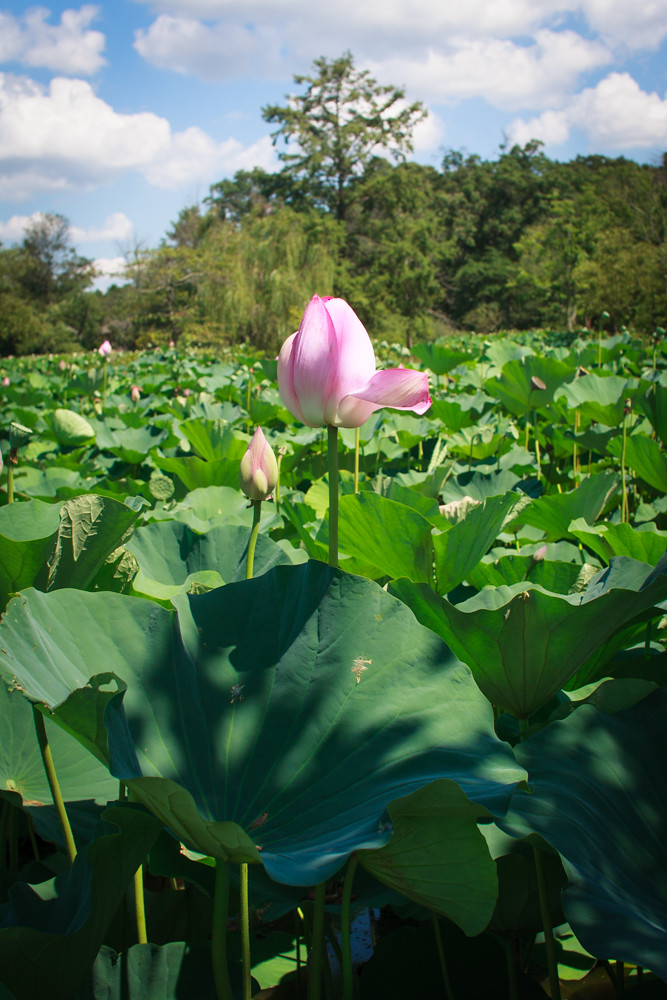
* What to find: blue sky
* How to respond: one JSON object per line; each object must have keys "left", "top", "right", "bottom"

{"left": 1, "top": 0, "right": 666, "bottom": 288}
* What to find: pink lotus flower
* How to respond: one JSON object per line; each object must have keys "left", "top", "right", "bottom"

{"left": 98, "top": 340, "right": 112, "bottom": 357}
{"left": 278, "top": 295, "right": 431, "bottom": 428}
{"left": 130, "top": 385, "right": 141, "bottom": 402}
{"left": 2, "top": 377, "right": 9, "bottom": 387}
{"left": 239, "top": 426, "right": 279, "bottom": 501}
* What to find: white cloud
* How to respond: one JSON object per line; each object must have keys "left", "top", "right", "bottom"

{"left": 133, "top": 15, "right": 282, "bottom": 79}
{"left": 91, "top": 256, "right": 128, "bottom": 291}
{"left": 508, "top": 72, "right": 667, "bottom": 149}
{"left": 0, "top": 6, "right": 106, "bottom": 76}
{"left": 0, "top": 73, "right": 277, "bottom": 200}
{"left": 132, "top": 0, "right": 667, "bottom": 64}
{"left": 69, "top": 212, "right": 135, "bottom": 244}
{"left": 367, "top": 30, "right": 611, "bottom": 111}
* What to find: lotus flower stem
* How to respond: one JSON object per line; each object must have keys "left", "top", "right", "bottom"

{"left": 354, "top": 427, "right": 360, "bottom": 493}
{"left": 33, "top": 706, "right": 77, "bottom": 865}
{"left": 328, "top": 426, "right": 339, "bottom": 568}
{"left": 240, "top": 861, "right": 252, "bottom": 1000}
{"left": 340, "top": 854, "right": 358, "bottom": 1000}
{"left": 503, "top": 938, "right": 519, "bottom": 1000}
{"left": 246, "top": 501, "right": 262, "bottom": 581}
{"left": 212, "top": 859, "right": 233, "bottom": 1000}
{"left": 6, "top": 464, "right": 13, "bottom": 504}
{"left": 133, "top": 865, "right": 148, "bottom": 944}
{"left": 431, "top": 913, "right": 455, "bottom": 1000}
{"left": 533, "top": 845, "right": 561, "bottom": 1000}
{"left": 307, "top": 882, "right": 326, "bottom": 1000}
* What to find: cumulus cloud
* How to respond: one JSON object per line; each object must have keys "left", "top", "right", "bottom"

{"left": 367, "top": 30, "right": 611, "bottom": 110}
{"left": 132, "top": 0, "right": 667, "bottom": 66}
{"left": 0, "top": 73, "right": 277, "bottom": 200}
{"left": 0, "top": 6, "right": 106, "bottom": 76}
{"left": 508, "top": 72, "right": 667, "bottom": 149}
{"left": 69, "top": 212, "right": 135, "bottom": 244}
{"left": 133, "top": 15, "right": 282, "bottom": 79}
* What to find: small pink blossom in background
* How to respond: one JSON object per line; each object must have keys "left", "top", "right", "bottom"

{"left": 169, "top": 340, "right": 175, "bottom": 348}
{"left": 183, "top": 388, "right": 190, "bottom": 397}
{"left": 131, "top": 385, "right": 141, "bottom": 402}
{"left": 59, "top": 359, "right": 67, "bottom": 371}
{"left": 2, "top": 377, "right": 9, "bottom": 387}
{"left": 98, "top": 340, "right": 112, "bottom": 358}
{"left": 278, "top": 295, "right": 431, "bottom": 428}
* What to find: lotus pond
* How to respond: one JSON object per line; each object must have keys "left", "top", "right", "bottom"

{"left": 0, "top": 325, "right": 666, "bottom": 1000}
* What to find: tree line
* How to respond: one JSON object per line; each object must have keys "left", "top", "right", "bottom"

{"left": 1, "top": 53, "right": 665, "bottom": 356}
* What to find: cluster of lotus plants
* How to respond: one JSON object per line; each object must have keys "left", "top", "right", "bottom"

{"left": 0, "top": 301, "right": 666, "bottom": 1000}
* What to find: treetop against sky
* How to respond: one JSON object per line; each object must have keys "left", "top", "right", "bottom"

{"left": 0, "top": 0, "right": 665, "bottom": 285}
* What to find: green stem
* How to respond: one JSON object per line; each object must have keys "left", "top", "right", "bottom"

{"left": 240, "top": 862, "right": 252, "bottom": 1000}
{"left": 134, "top": 865, "right": 148, "bottom": 944}
{"left": 327, "top": 425, "right": 338, "bottom": 569}
{"left": 246, "top": 501, "right": 262, "bottom": 580}
{"left": 533, "top": 845, "right": 561, "bottom": 1000}
{"left": 432, "top": 913, "right": 455, "bottom": 1000}
{"left": 621, "top": 414, "right": 629, "bottom": 523}
{"left": 7, "top": 463, "right": 14, "bottom": 504}
{"left": 340, "top": 855, "right": 358, "bottom": 1000}
{"left": 353, "top": 427, "right": 360, "bottom": 493}
{"left": 211, "top": 860, "right": 233, "bottom": 1000}
{"left": 307, "top": 882, "right": 326, "bottom": 1000}
{"left": 33, "top": 706, "right": 76, "bottom": 865}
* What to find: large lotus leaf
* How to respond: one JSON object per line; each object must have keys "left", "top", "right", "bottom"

{"left": 446, "top": 424, "right": 513, "bottom": 462}
{"left": 335, "top": 490, "right": 526, "bottom": 591}
{"left": 439, "top": 470, "right": 528, "bottom": 504}
{"left": 0, "top": 565, "right": 525, "bottom": 886}
{"left": 569, "top": 516, "right": 667, "bottom": 566}
{"left": 410, "top": 343, "right": 471, "bottom": 376}
{"left": 429, "top": 392, "right": 492, "bottom": 432}
{"left": 146, "top": 485, "right": 281, "bottom": 533}
{"left": 52, "top": 408, "right": 95, "bottom": 447}
{"left": 0, "top": 805, "right": 163, "bottom": 1000}
{"left": 98, "top": 425, "right": 169, "bottom": 465}
{"left": 47, "top": 495, "right": 142, "bottom": 592}
{"left": 82, "top": 942, "right": 224, "bottom": 1000}
{"left": 485, "top": 356, "right": 575, "bottom": 416}
{"left": 11, "top": 466, "right": 93, "bottom": 499}
{"left": 0, "top": 499, "right": 62, "bottom": 609}
{"left": 390, "top": 555, "right": 667, "bottom": 718}
{"left": 466, "top": 553, "right": 597, "bottom": 594}
{"left": 358, "top": 779, "right": 497, "bottom": 935}
{"left": 512, "top": 471, "right": 620, "bottom": 541}
{"left": 607, "top": 432, "right": 667, "bottom": 493}
{"left": 432, "top": 492, "right": 530, "bottom": 595}
{"left": 500, "top": 690, "right": 667, "bottom": 980}
{"left": 177, "top": 419, "right": 242, "bottom": 463}
{"left": 127, "top": 520, "right": 306, "bottom": 599}
{"left": 153, "top": 453, "right": 245, "bottom": 491}
{"left": 335, "top": 492, "right": 434, "bottom": 582}
{"left": 639, "top": 381, "right": 667, "bottom": 446}
{"left": 0, "top": 682, "right": 118, "bottom": 849}
{"left": 555, "top": 373, "right": 645, "bottom": 427}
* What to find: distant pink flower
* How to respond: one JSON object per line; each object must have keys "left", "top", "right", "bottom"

{"left": 169, "top": 340, "right": 175, "bottom": 348}
{"left": 130, "top": 385, "right": 141, "bottom": 402}
{"left": 183, "top": 388, "right": 190, "bottom": 397}
{"left": 98, "top": 340, "right": 112, "bottom": 357}
{"left": 59, "top": 359, "right": 67, "bottom": 371}
{"left": 2, "top": 377, "right": 9, "bottom": 387}
{"left": 278, "top": 295, "right": 431, "bottom": 428}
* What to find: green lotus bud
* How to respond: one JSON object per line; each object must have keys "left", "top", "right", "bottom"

{"left": 239, "top": 427, "right": 278, "bottom": 502}
{"left": 9, "top": 422, "right": 32, "bottom": 449}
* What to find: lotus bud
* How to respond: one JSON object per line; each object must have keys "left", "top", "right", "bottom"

{"left": 239, "top": 427, "right": 278, "bottom": 502}
{"left": 131, "top": 385, "right": 141, "bottom": 402}
{"left": 2, "top": 377, "right": 9, "bottom": 387}
{"left": 98, "top": 340, "right": 112, "bottom": 358}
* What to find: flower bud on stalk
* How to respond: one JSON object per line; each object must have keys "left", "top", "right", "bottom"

{"left": 239, "top": 427, "right": 278, "bottom": 502}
